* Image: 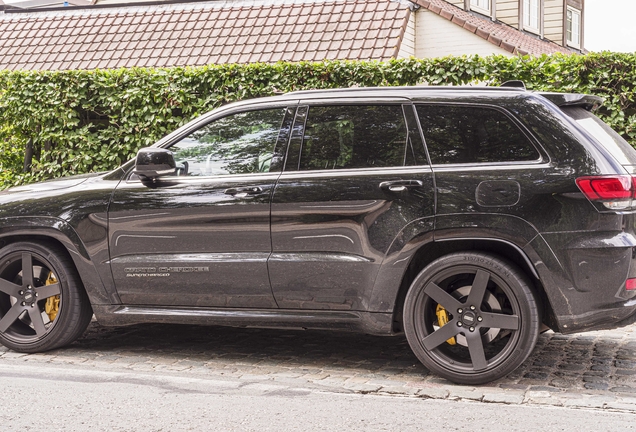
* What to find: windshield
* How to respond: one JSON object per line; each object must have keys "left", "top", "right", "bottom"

{"left": 562, "top": 106, "right": 636, "bottom": 166}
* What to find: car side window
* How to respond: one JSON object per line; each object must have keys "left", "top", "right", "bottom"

{"left": 416, "top": 105, "right": 540, "bottom": 164}
{"left": 296, "top": 105, "right": 411, "bottom": 171}
{"left": 168, "top": 108, "right": 287, "bottom": 176}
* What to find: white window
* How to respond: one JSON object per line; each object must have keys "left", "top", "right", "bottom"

{"left": 523, "top": 0, "right": 540, "bottom": 33}
{"left": 470, "top": 0, "right": 490, "bottom": 14}
{"left": 567, "top": 7, "right": 581, "bottom": 48}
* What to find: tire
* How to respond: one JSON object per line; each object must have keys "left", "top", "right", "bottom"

{"left": 403, "top": 252, "right": 540, "bottom": 385}
{"left": 0, "top": 241, "right": 93, "bottom": 353}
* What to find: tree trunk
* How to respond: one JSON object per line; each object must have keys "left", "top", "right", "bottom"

{"left": 23, "top": 138, "right": 34, "bottom": 173}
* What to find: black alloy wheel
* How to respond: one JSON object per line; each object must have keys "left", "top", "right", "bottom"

{"left": 403, "top": 252, "right": 540, "bottom": 385}
{"left": 0, "top": 241, "right": 93, "bottom": 353}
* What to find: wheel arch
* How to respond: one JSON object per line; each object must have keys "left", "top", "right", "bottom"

{"left": 0, "top": 218, "right": 115, "bottom": 305}
{"left": 390, "top": 238, "right": 553, "bottom": 333}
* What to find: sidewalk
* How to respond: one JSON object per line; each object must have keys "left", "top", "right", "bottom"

{"left": 2, "top": 321, "right": 635, "bottom": 412}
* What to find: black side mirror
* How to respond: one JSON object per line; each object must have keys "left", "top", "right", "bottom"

{"left": 133, "top": 147, "right": 176, "bottom": 181}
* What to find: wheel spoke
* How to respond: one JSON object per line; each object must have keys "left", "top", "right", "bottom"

{"left": 36, "top": 283, "right": 60, "bottom": 299}
{"left": 0, "top": 278, "right": 21, "bottom": 297}
{"left": 424, "top": 282, "right": 463, "bottom": 312}
{"left": 466, "top": 331, "right": 488, "bottom": 371}
{"left": 28, "top": 308, "right": 46, "bottom": 336}
{"left": 467, "top": 269, "right": 490, "bottom": 308}
{"left": 481, "top": 312, "right": 519, "bottom": 330}
{"left": 422, "top": 320, "right": 460, "bottom": 350}
{"left": 0, "top": 304, "right": 24, "bottom": 333}
{"left": 22, "top": 253, "right": 34, "bottom": 288}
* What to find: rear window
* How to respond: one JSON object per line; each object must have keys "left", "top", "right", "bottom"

{"left": 562, "top": 107, "right": 636, "bottom": 166}
{"left": 416, "top": 105, "right": 540, "bottom": 165}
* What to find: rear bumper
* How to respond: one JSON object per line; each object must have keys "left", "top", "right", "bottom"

{"left": 529, "top": 229, "right": 636, "bottom": 334}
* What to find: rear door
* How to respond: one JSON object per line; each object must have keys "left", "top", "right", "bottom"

{"left": 269, "top": 101, "right": 435, "bottom": 311}
{"left": 415, "top": 103, "right": 550, "bottom": 242}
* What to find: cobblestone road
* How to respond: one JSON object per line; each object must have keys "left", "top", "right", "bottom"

{"left": 2, "top": 321, "right": 636, "bottom": 413}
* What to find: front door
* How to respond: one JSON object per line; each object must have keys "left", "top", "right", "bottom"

{"left": 108, "top": 105, "right": 294, "bottom": 308}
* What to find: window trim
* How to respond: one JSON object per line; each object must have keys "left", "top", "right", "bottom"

{"left": 282, "top": 102, "right": 428, "bottom": 174}
{"left": 469, "top": 0, "right": 491, "bottom": 17}
{"left": 125, "top": 103, "right": 296, "bottom": 181}
{"left": 522, "top": 0, "right": 542, "bottom": 35}
{"left": 414, "top": 102, "right": 547, "bottom": 167}
{"left": 566, "top": 6, "right": 582, "bottom": 49}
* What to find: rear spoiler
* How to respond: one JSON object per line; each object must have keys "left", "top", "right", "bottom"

{"left": 537, "top": 92, "right": 604, "bottom": 112}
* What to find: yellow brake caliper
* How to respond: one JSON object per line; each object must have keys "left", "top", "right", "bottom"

{"left": 435, "top": 304, "right": 456, "bottom": 345}
{"left": 44, "top": 272, "right": 60, "bottom": 322}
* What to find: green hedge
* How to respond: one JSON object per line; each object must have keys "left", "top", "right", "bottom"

{"left": 1, "top": 52, "right": 635, "bottom": 189}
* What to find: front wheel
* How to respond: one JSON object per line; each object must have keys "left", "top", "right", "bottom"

{"left": 0, "top": 241, "right": 93, "bottom": 353}
{"left": 403, "top": 252, "right": 540, "bottom": 385}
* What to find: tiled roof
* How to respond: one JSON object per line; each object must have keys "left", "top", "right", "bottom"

{"left": 414, "top": 0, "right": 578, "bottom": 56}
{"left": 0, "top": 0, "right": 411, "bottom": 70}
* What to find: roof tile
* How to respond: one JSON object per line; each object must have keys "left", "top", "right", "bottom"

{"left": 0, "top": 0, "right": 569, "bottom": 71}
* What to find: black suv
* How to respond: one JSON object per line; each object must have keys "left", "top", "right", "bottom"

{"left": 1, "top": 86, "right": 636, "bottom": 384}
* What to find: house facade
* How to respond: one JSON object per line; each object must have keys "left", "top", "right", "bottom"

{"left": 444, "top": 0, "right": 584, "bottom": 50}
{"left": 0, "top": 0, "right": 582, "bottom": 71}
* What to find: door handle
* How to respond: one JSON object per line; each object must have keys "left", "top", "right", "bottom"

{"left": 379, "top": 180, "right": 424, "bottom": 192}
{"left": 224, "top": 186, "right": 263, "bottom": 198}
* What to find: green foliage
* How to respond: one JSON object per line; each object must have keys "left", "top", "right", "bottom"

{"left": 0, "top": 52, "right": 635, "bottom": 189}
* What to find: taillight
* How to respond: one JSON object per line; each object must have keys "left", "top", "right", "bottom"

{"left": 576, "top": 175, "right": 635, "bottom": 210}
{"left": 626, "top": 278, "right": 636, "bottom": 291}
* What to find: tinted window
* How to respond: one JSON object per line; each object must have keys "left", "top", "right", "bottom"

{"left": 416, "top": 105, "right": 540, "bottom": 164}
{"left": 297, "top": 105, "right": 409, "bottom": 171}
{"left": 563, "top": 106, "right": 636, "bottom": 166}
{"left": 169, "top": 108, "right": 286, "bottom": 176}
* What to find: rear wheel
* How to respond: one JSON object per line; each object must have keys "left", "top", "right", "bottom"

{"left": 403, "top": 252, "right": 540, "bottom": 385}
{"left": 0, "top": 241, "right": 93, "bottom": 353}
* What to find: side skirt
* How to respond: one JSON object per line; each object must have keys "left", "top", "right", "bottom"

{"left": 92, "top": 305, "right": 396, "bottom": 336}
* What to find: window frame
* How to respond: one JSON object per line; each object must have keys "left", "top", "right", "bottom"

{"left": 414, "top": 102, "right": 547, "bottom": 168}
{"left": 469, "top": 0, "right": 491, "bottom": 16}
{"left": 522, "top": 0, "right": 541, "bottom": 35}
{"left": 125, "top": 102, "right": 297, "bottom": 182}
{"left": 166, "top": 107, "right": 292, "bottom": 178}
{"left": 566, "top": 6, "right": 582, "bottom": 49}
{"left": 282, "top": 101, "right": 429, "bottom": 173}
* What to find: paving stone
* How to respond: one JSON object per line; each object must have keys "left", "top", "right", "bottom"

{"left": 482, "top": 390, "right": 525, "bottom": 404}
{"left": 448, "top": 387, "right": 484, "bottom": 401}
{"left": 378, "top": 386, "right": 420, "bottom": 396}
{"left": 558, "top": 362, "right": 586, "bottom": 371}
{"left": 610, "top": 386, "right": 636, "bottom": 394}
{"left": 416, "top": 387, "right": 450, "bottom": 399}
{"left": 529, "top": 386, "right": 562, "bottom": 393}
{"left": 498, "top": 383, "right": 529, "bottom": 390}
{"left": 523, "top": 371, "right": 549, "bottom": 380}
{"left": 615, "top": 369, "right": 636, "bottom": 376}
{"left": 584, "top": 382, "right": 609, "bottom": 390}
{"left": 562, "top": 395, "right": 608, "bottom": 409}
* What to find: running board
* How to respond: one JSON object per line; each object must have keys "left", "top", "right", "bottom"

{"left": 92, "top": 305, "right": 394, "bottom": 336}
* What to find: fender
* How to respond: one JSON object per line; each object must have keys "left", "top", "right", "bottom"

{"left": 366, "top": 213, "right": 551, "bottom": 316}
{"left": 0, "top": 216, "right": 119, "bottom": 305}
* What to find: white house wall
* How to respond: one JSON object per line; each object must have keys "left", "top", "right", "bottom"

{"left": 544, "top": 0, "right": 564, "bottom": 44}
{"left": 414, "top": 9, "right": 512, "bottom": 58}
{"left": 496, "top": 0, "right": 519, "bottom": 28}
{"left": 397, "top": 10, "right": 416, "bottom": 58}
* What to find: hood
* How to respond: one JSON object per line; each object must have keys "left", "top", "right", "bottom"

{"left": 1, "top": 172, "right": 103, "bottom": 195}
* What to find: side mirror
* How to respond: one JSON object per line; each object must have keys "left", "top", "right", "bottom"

{"left": 133, "top": 147, "right": 176, "bottom": 181}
